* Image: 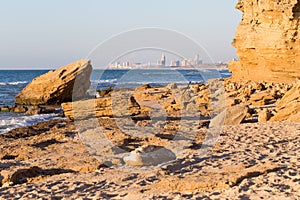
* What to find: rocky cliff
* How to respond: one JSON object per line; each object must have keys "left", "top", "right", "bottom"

{"left": 229, "top": 0, "right": 300, "bottom": 83}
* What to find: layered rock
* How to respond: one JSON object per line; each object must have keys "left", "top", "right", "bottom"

{"left": 15, "top": 60, "right": 92, "bottom": 105}
{"left": 270, "top": 79, "right": 300, "bottom": 122}
{"left": 61, "top": 80, "right": 292, "bottom": 123}
{"left": 229, "top": 0, "right": 300, "bottom": 83}
{"left": 61, "top": 95, "right": 141, "bottom": 120}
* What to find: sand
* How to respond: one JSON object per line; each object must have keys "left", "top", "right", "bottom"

{"left": 0, "top": 119, "right": 299, "bottom": 199}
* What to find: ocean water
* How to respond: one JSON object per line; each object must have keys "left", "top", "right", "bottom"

{"left": 0, "top": 69, "right": 231, "bottom": 134}
{"left": 0, "top": 70, "right": 49, "bottom": 106}
{"left": 90, "top": 69, "right": 232, "bottom": 91}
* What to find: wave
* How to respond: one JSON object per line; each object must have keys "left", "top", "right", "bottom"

{"left": 0, "top": 113, "right": 64, "bottom": 134}
{"left": 0, "top": 81, "right": 28, "bottom": 86}
{"left": 141, "top": 72, "right": 180, "bottom": 76}
{"left": 220, "top": 72, "right": 232, "bottom": 77}
{"left": 91, "top": 79, "right": 118, "bottom": 84}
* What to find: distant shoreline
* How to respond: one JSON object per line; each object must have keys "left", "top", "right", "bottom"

{"left": 0, "top": 66, "right": 229, "bottom": 71}
{"left": 102, "top": 66, "right": 228, "bottom": 70}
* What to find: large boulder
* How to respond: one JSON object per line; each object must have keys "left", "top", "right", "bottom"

{"left": 270, "top": 80, "right": 300, "bottom": 122}
{"left": 15, "top": 60, "right": 92, "bottom": 105}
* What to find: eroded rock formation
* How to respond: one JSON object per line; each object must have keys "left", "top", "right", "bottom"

{"left": 270, "top": 79, "right": 300, "bottom": 121}
{"left": 229, "top": 0, "right": 300, "bottom": 83}
{"left": 15, "top": 60, "right": 92, "bottom": 105}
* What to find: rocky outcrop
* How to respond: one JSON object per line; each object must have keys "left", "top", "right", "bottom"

{"left": 224, "top": 80, "right": 290, "bottom": 106}
{"left": 61, "top": 95, "right": 141, "bottom": 121}
{"left": 1, "top": 167, "right": 75, "bottom": 186}
{"left": 15, "top": 60, "right": 92, "bottom": 105}
{"left": 229, "top": 0, "right": 300, "bottom": 83}
{"left": 60, "top": 80, "right": 292, "bottom": 123}
{"left": 270, "top": 79, "right": 300, "bottom": 122}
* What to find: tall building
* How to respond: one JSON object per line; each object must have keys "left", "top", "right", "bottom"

{"left": 161, "top": 53, "right": 166, "bottom": 66}
{"left": 181, "top": 59, "right": 189, "bottom": 67}
{"left": 194, "top": 54, "right": 202, "bottom": 65}
{"left": 158, "top": 53, "right": 166, "bottom": 66}
{"left": 170, "top": 60, "right": 180, "bottom": 67}
{"left": 194, "top": 54, "right": 199, "bottom": 65}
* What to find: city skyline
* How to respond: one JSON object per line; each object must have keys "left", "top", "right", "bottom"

{"left": 108, "top": 53, "right": 206, "bottom": 69}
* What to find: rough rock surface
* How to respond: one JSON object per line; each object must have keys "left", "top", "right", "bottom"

{"left": 271, "top": 79, "right": 300, "bottom": 122}
{"left": 258, "top": 108, "right": 273, "bottom": 123}
{"left": 15, "top": 60, "right": 92, "bottom": 105}
{"left": 61, "top": 94, "right": 141, "bottom": 120}
{"left": 209, "top": 104, "right": 249, "bottom": 127}
{"left": 229, "top": 0, "right": 300, "bottom": 83}
{"left": 61, "top": 80, "right": 295, "bottom": 124}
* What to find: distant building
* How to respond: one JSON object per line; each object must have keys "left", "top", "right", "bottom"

{"left": 170, "top": 60, "right": 180, "bottom": 67}
{"left": 194, "top": 54, "right": 203, "bottom": 65}
{"left": 181, "top": 59, "right": 189, "bottom": 67}
{"left": 161, "top": 53, "right": 166, "bottom": 66}
{"left": 194, "top": 54, "right": 199, "bottom": 65}
{"left": 107, "top": 53, "right": 207, "bottom": 69}
{"left": 157, "top": 53, "right": 166, "bottom": 66}
{"left": 122, "top": 62, "right": 130, "bottom": 67}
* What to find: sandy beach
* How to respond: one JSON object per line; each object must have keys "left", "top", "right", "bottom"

{"left": 0, "top": 118, "right": 299, "bottom": 199}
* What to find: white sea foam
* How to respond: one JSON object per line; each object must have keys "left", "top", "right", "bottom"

{"left": 0, "top": 81, "right": 28, "bottom": 86}
{"left": 115, "top": 80, "right": 203, "bottom": 85}
{"left": 220, "top": 72, "right": 232, "bottom": 77}
{"left": 0, "top": 113, "right": 64, "bottom": 134}
{"left": 91, "top": 79, "right": 118, "bottom": 84}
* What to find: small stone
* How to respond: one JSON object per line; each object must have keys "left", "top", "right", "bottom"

{"left": 166, "top": 83, "right": 178, "bottom": 90}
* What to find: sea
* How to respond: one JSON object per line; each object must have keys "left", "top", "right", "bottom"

{"left": 0, "top": 69, "right": 231, "bottom": 134}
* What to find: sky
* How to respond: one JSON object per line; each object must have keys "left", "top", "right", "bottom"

{"left": 0, "top": 0, "right": 241, "bottom": 69}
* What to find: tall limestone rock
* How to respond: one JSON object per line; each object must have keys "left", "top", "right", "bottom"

{"left": 15, "top": 60, "right": 92, "bottom": 105}
{"left": 229, "top": 0, "right": 300, "bottom": 83}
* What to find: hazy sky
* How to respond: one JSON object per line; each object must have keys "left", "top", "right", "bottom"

{"left": 0, "top": 0, "right": 241, "bottom": 69}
